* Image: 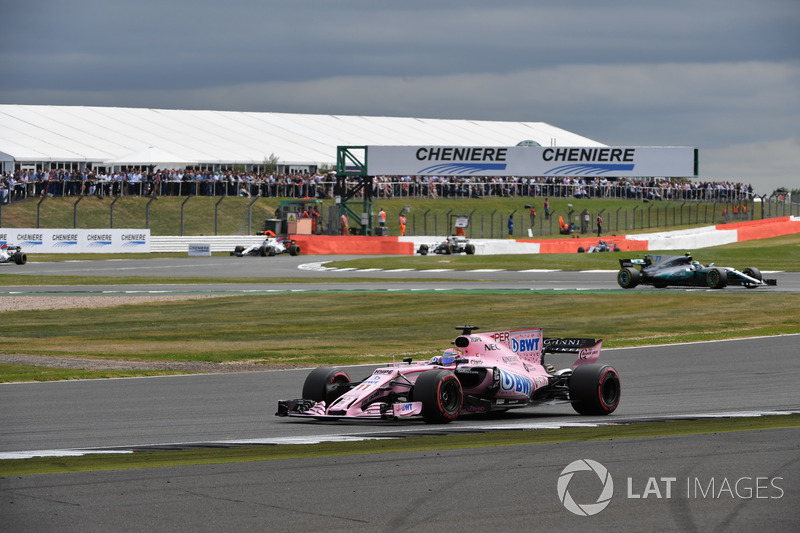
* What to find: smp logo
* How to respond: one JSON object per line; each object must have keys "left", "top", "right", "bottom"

{"left": 557, "top": 459, "right": 614, "bottom": 516}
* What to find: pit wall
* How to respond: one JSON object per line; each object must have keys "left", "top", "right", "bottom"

{"left": 148, "top": 216, "right": 800, "bottom": 255}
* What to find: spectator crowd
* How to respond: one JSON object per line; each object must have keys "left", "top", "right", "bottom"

{"left": 2, "top": 167, "right": 756, "bottom": 205}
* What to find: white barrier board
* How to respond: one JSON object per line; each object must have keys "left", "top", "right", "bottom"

{"left": 0, "top": 229, "right": 150, "bottom": 253}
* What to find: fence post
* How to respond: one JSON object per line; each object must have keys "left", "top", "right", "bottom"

{"left": 247, "top": 195, "right": 260, "bottom": 234}
{"left": 214, "top": 196, "right": 225, "bottom": 236}
{"left": 109, "top": 196, "right": 120, "bottom": 228}
{"left": 36, "top": 195, "right": 47, "bottom": 228}
{"left": 181, "top": 195, "right": 193, "bottom": 236}
{"left": 146, "top": 196, "right": 157, "bottom": 230}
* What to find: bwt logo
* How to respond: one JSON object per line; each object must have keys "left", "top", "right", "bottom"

{"left": 499, "top": 371, "right": 532, "bottom": 395}
{"left": 511, "top": 337, "right": 540, "bottom": 353}
{"left": 557, "top": 459, "right": 614, "bottom": 516}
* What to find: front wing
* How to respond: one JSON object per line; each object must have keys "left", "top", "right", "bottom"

{"left": 277, "top": 399, "right": 424, "bottom": 419}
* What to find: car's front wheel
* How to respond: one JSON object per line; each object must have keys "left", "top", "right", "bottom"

{"left": 302, "top": 367, "right": 351, "bottom": 405}
{"left": 418, "top": 244, "right": 429, "bottom": 255}
{"left": 412, "top": 369, "right": 463, "bottom": 423}
{"left": 569, "top": 364, "right": 621, "bottom": 415}
{"left": 741, "top": 267, "right": 762, "bottom": 288}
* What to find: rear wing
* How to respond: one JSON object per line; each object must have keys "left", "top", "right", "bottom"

{"left": 619, "top": 258, "right": 649, "bottom": 268}
{"left": 543, "top": 337, "right": 600, "bottom": 354}
{"left": 544, "top": 337, "right": 604, "bottom": 368}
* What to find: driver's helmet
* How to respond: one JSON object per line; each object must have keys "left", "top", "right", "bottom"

{"left": 442, "top": 348, "right": 461, "bottom": 358}
{"left": 431, "top": 348, "right": 462, "bottom": 365}
{"left": 691, "top": 261, "right": 702, "bottom": 269}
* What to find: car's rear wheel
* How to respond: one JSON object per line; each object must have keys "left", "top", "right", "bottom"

{"left": 13, "top": 253, "right": 27, "bottom": 265}
{"left": 617, "top": 268, "right": 639, "bottom": 289}
{"left": 302, "top": 367, "right": 351, "bottom": 404}
{"left": 465, "top": 244, "right": 475, "bottom": 255}
{"left": 412, "top": 369, "right": 462, "bottom": 423}
{"left": 288, "top": 244, "right": 300, "bottom": 256}
{"left": 569, "top": 364, "right": 621, "bottom": 415}
{"left": 706, "top": 268, "right": 728, "bottom": 289}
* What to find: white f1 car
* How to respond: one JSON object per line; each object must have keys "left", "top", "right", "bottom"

{"left": 0, "top": 243, "right": 27, "bottom": 265}
{"left": 231, "top": 236, "right": 300, "bottom": 257}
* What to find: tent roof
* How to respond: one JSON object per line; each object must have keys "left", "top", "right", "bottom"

{"left": 107, "top": 146, "right": 197, "bottom": 165}
{"left": 0, "top": 104, "right": 606, "bottom": 167}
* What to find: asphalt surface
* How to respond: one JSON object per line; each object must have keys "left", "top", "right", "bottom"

{"left": 2, "top": 335, "right": 799, "bottom": 454}
{"left": 2, "top": 255, "right": 799, "bottom": 293}
{"left": 2, "top": 256, "right": 799, "bottom": 531}
{"left": 3, "top": 429, "right": 798, "bottom": 532}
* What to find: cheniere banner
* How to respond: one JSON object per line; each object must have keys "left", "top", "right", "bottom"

{"left": 365, "top": 145, "right": 698, "bottom": 177}
{"left": 0, "top": 229, "right": 150, "bottom": 253}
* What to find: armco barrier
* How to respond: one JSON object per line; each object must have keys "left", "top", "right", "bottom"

{"left": 82, "top": 216, "right": 800, "bottom": 255}
{"left": 719, "top": 216, "right": 800, "bottom": 242}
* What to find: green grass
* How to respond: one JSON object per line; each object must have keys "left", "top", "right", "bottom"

{"left": 2, "top": 414, "right": 797, "bottom": 475}
{"left": 0, "top": 363, "right": 189, "bottom": 381}
{"left": 2, "top": 291, "right": 799, "bottom": 382}
{"left": 1, "top": 196, "right": 741, "bottom": 236}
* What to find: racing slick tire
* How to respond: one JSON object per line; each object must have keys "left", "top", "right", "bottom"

{"left": 465, "top": 243, "right": 475, "bottom": 255}
{"left": 259, "top": 246, "right": 269, "bottom": 257}
{"left": 412, "top": 369, "right": 463, "bottom": 424}
{"left": 288, "top": 244, "right": 301, "bottom": 256}
{"left": 706, "top": 268, "right": 728, "bottom": 289}
{"left": 446, "top": 243, "right": 455, "bottom": 255}
{"left": 617, "top": 268, "right": 640, "bottom": 289}
{"left": 569, "top": 364, "right": 621, "bottom": 416}
{"left": 741, "top": 267, "right": 762, "bottom": 288}
{"left": 302, "top": 367, "right": 351, "bottom": 405}
{"left": 13, "top": 253, "right": 27, "bottom": 265}
{"left": 268, "top": 248, "right": 277, "bottom": 256}
{"left": 577, "top": 247, "right": 585, "bottom": 253}
{"left": 418, "top": 244, "right": 429, "bottom": 255}
{"left": 232, "top": 245, "right": 245, "bottom": 257}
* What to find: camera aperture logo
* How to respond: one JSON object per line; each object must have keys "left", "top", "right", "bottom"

{"left": 557, "top": 459, "right": 614, "bottom": 516}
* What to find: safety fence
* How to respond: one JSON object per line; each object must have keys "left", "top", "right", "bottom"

{"left": 2, "top": 177, "right": 757, "bottom": 204}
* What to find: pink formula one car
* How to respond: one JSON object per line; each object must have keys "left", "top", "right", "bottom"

{"left": 276, "top": 326, "right": 621, "bottom": 423}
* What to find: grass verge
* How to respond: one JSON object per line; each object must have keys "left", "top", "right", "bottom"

{"left": 2, "top": 291, "right": 799, "bottom": 381}
{"left": 2, "top": 414, "right": 797, "bottom": 476}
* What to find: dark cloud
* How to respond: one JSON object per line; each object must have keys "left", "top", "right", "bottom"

{"left": 1, "top": 0, "right": 798, "bottom": 191}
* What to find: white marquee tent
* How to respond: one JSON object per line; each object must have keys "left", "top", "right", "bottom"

{"left": 0, "top": 104, "right": 605, "bottom": 172}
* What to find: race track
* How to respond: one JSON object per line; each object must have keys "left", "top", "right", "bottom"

{"left": 2, "top": 257, "right": 799, "bottom": 531}
{"left": 3, "top": 255, "right": 800, "bottom": 294}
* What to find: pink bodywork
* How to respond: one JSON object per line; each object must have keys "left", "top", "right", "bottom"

{"left": 297, "top": 328, "right": 602, "bottom": 420}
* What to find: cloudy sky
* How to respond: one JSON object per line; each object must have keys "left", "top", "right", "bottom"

{"left": 2, "top": 0, "right": 798, "bottom": 193}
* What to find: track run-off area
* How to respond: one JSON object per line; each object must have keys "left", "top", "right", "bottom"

{"left": 2, "top": 255, "right": 799, "bottom": 531}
